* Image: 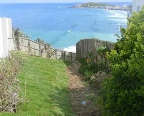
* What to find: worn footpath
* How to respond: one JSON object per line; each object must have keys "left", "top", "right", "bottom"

{"left": 66, "top": 61, "right": 101, "bottom": 116}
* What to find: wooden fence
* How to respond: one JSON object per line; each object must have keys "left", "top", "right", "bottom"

{"left": 9, "top": 37, "right": 114, "bottom": 63}
{"left": 76, "top": 38, "right": 114, "bottom": 71}
{"left": 76, "top": 38, "right": 114, "bottom": 59}
{"left": 13, "top": 37, "right": 76, "bottom": 62}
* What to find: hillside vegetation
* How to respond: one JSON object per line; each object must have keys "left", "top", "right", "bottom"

{"left": 83, "top": 2, "right": 109, "bottom": 7}
{"left": 100, "top": 7, "right": 144, "bottom": 115}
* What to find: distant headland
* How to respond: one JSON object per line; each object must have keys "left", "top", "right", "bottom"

{"left": 70, "top": 2, "right": 132, "bottom": 11}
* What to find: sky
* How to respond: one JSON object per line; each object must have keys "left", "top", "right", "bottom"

{"left": 0, "top": 0, "right": 132, "bottom": 3}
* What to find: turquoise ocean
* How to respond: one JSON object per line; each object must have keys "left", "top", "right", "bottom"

{"left": 0, "top": 2, "right": 132, "bottom": 52}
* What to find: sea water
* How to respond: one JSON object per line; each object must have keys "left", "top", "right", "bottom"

{"left": 0, "top": 2, "right": 131, "bottom": 52}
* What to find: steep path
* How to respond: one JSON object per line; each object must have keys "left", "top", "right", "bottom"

{"left": 67, "top": 61, "right": 101, "bottom": 116}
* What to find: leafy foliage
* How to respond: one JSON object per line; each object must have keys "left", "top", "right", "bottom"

{"left": 79, "top": 46, "right": 109, "bottom": 82}
{"left": 11, "top": 51, "right": 29, "bottom": 64}
{"left": 97, "top": 46, "right": 110, "bottom": 55}
{"left": 101, "top": 7, "right": 144, "bottom": 115}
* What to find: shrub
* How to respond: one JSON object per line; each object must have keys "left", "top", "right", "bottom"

{"left": 79, "top": 48, "right": 108, "bottom": 82}
{"left": 0, "top": 51, "right": 28, "bottom": 112}
{"left": 11, "top": 50, "right": 28, "bottom": 64}
{"left": 101, "top": 7, "right": 144, "bottom": 115}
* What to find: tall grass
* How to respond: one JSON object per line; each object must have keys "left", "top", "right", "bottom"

{"left": 1, "top": 56, "right": 75, "bottom": 116}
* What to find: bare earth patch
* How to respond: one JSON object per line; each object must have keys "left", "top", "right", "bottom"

{"left": 66, "top": 61, "right": 101, "bottom": 116}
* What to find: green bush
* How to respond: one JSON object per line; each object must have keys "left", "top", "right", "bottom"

{"left": 11, "top": 50, "right": 29, "bottom": 64}
{"left": 101, "top": 7, "right": 144, "bottom": 115}
{"left": 79, "top": 52, "right": 107, "bottom": 82}
{"left": 79, "top": 58, "right": 95, "bottom": 81}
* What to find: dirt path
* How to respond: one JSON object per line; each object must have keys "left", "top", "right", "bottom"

{"left": 66, "top": 61, "right": 101, "bottom": 116}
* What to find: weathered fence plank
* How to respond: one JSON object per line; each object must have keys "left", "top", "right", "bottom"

{"left": 76, "top": 38, "right": 114, "bottom": 59}
{"left": 13, "top": 37, "right": 76, "bottom": 62}
{"left": 76, "top": 38, "right": 114, "bottom": 71}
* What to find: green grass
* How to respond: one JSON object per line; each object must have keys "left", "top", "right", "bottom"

{"left": 0, "top": 56, "right": 75, "bottom": 116}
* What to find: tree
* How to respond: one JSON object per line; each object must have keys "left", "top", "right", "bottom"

{"left": 101, "top": 7, "right": 144, "bottom": 115}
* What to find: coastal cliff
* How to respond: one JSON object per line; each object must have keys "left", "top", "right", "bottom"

{"left": 70, "top": 2, "right": 132, "bottom": 11}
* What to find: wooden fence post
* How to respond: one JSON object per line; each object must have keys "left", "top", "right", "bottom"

{"left": 18, "top": 37, "right": 20, "bottom": 51}
{"left": 28, "top": 39, "right": 31, "bottom": 55}
{"left": 64, "top": 51, "right": 66, "bottom": 61}
{"left": 71, "top": 52, "right": 72, "bottom": 62}
{"left": 55, "top": 49, "right": 57, "bottom": 60}
{"left": 39, "top": 43, "right": 42, "bottom": 57}
{"left": 61, "top": 51, "right": 64, "bottom": 60}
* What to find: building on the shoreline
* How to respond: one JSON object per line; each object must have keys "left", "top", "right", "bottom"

{"left": 132, "top": 0, "right": 144, "bottom": 12}
{"left": 0, "top": 17, "right": 14, "bottom": 58}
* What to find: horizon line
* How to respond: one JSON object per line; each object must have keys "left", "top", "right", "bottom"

{"left": 0, "top": 1, "right": 132, "bottom": 4}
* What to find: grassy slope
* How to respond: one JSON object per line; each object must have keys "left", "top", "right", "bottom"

{"left": 0, "top": 56, "right": 75, "bottom": 116}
